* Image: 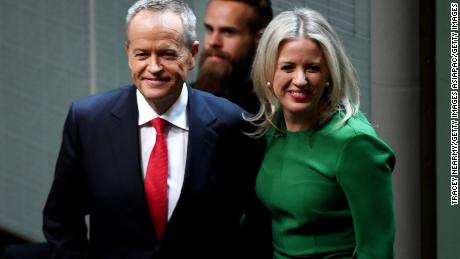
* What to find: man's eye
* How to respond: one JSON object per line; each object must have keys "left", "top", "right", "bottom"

{"left": 134, "top": 52, "right": 148, "bottom": 58}
{"left": 160, "top": 51, "right": 179, "bottom": 59}
{"left": 222, "top": 29, "right": 236, "bottom": 37}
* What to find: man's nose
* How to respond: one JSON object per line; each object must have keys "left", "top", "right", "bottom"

{"left": 208, "top": 31, "right": 223, "bottom": 48}
{"left": 147, "top": 56, "right": 162, "bottom": 73}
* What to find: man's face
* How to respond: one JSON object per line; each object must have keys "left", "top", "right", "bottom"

{"left": 126, "top": 10, "right": 198, "bottom": 114}
{"left": 199, "top": 1, "right": 258, "bottom": 79}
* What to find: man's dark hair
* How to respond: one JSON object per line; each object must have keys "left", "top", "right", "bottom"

{"left": 210, "top": 0, "right": 273, "bottom": 33}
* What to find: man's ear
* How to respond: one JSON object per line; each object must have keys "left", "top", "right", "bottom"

{"left": 125, "top": 41, "right": 133, "bottom": 70}
{"left": 255, "top": 28, "right": 265, "bottom": 44}
{"left": 124, "top": 41, "right": 130, "bottom": 53}
{"left": 188, "top": 40, "right": 200, "bottom": 70}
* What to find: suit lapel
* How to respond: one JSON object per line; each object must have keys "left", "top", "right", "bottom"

{"left": 107, "top": 86, "right": 150, "bottom": 213}
{"left": 182, "top": 87, "right": 218, "bottom": 192}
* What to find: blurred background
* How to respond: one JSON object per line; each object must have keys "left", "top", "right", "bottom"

{"left": 0, "top": 0, "right": 454, "bottom": 258}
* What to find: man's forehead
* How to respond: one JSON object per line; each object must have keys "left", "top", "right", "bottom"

{"left": 127, "top": 35, "right": 185, "bottom": 50}
{"left": 127, "top": 10, "right": 186, "bottom": 44}
{"left": 205, "top": 1, "right": 255, "bottom": 27}
{"left": 129, "top": 10, "right": 184, "bottom": 34}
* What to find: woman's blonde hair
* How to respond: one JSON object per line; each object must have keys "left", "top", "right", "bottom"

{"left": 245, "top": 8, "right": 359, "bottom": 137}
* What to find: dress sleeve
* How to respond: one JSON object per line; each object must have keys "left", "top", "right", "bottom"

{"left": 336, "top": 133, "right": 396, "bottom": 259}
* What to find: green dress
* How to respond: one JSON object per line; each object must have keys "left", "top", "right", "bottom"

{"left": 256, "top": 111, "right": 395, "bottom": 259}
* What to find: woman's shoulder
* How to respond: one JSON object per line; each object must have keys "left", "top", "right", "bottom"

{"left": 328, "top": 111, "right": 394, "bottom": 161}
{"left": 326, "top": 111, "right": 395, "bottom": 174}
{"left": 325, "top": 111, "right": 379, "bottom": 141}
{"left": 316, "top": 111, "right": 394, "bottom": 157}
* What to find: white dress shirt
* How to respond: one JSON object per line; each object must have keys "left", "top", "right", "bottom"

{"left": 137, "top": 84, "right": 189, "bottom": 220}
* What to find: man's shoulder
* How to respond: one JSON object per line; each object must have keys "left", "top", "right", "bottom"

{"left": 73, "top": 85, "right": 135, "bottom": 110}
{"left": 188, "top": 86, "right": 244, "bottom": 117}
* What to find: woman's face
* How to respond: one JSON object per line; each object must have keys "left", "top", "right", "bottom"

{"left": 272, "top": 37, "right": 330, "bottom": 130}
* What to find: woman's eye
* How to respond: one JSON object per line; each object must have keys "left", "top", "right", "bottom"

{"left": 280, "top": 65, "right": 294, "bottom": 71}
{"left": 307, "top": 65, "right": 320, "bottom": 72}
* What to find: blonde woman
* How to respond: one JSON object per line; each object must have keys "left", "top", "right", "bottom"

{"left": 246, "top": 8, "right": 396, "bottom": 259}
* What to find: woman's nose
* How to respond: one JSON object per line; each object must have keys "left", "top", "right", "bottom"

{"left": 292, "top": 69, "right": 308, "bottom": 86}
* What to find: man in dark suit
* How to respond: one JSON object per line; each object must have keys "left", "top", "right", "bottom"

{"left": 43, "top": 0, "right": 268, "bottom": 258}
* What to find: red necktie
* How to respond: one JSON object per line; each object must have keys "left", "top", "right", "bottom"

{"left": 145, "top": 117, "right": 168, "bottom": 239}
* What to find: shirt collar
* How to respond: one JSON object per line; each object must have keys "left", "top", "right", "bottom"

{"left": 137, "top": 83, "right": 189, "bottom": 131}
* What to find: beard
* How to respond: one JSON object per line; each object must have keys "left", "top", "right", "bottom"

{"left": 194, "top": 48, "right": 253, "bottom": 97}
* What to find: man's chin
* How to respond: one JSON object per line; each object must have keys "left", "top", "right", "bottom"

{"left": 200, "top": 57, "right": 229, "bottom": 69}
{"left": 195, "top": 62, "right": 232, "bottom": 95}
{"left": 204, "top": 55, "right": 225, "bottom": 63}
{"left": 199, "top": 58, "right": 233, "bottom": 79}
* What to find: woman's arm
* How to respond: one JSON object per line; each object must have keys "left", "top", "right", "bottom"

{"left": 336, "top": 133, "right": 396, "bottom": 259}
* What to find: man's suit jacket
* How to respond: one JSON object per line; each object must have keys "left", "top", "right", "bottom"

{"left": 43, "top": 85, "right": 270, "bottom": 259}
